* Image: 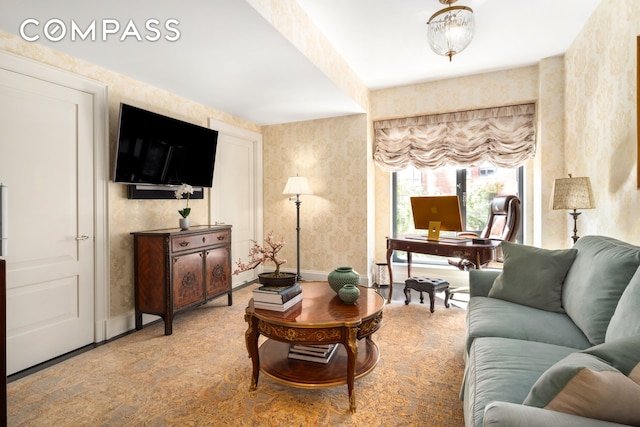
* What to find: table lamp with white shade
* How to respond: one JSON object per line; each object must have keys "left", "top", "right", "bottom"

{"left": 551, "top": 174, "right": 595, "bottom": 244}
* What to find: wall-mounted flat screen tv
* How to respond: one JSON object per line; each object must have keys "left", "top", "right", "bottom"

{"left": 113, "top": 103, "right": 218, "bottom": 188}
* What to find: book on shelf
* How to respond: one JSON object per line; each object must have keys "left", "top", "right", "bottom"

{"left": 252, "top": 282, "right": 302, "bottom": 304}
{"left": 253, "top": 293, "right": 303, "bottom": 312}
{"left": 292, "top": 343, "right": 334, "bottom": 351}
{"left": 289, "top": 344, "right": 335, "bottom": 357}
{"left": 288, "top": 343, "right": 338, "bottom": 364}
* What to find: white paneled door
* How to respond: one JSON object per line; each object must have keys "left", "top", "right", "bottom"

{"left": 209, "top": 120, "right": 263, "bottom": 287}
{"left": 0, "top": 67, "right": 95, "bottom": 375}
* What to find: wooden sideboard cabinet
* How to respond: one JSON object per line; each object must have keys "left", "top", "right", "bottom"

{"left": 132, "top": 225, "right": 232, "bottom": 335}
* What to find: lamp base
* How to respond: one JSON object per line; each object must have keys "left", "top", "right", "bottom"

{"left": 569, "top": 209, "right": 582, "bottom": 244}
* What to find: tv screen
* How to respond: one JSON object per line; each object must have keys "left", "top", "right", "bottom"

{"left": 113, "top": 103, "right": 218, "bottom": 188}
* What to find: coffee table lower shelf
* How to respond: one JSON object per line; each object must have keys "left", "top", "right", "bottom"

{"left": 259, "top": 338, "right": 379, "bottom": 388}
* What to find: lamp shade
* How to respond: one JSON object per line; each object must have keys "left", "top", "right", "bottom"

{"left": 551, "top": 176, "right": 595, "bottom": 210}
{"left": 427, "top": 3, "right": 475, "bottom": 61}
{"left": 282, "top": 176, "right": 312, "bottom": 196}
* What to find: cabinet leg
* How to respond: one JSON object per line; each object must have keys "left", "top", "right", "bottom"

{"left": 227, "top": 291, "right": 233, "bottom": 306}
{"left": 164, "top": 314, "right": 173, "bottom": 336}
{"left": 135, "top": 310, "right": 142, "bottom": 331}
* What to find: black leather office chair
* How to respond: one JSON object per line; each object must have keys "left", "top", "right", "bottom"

{"left": 448, "top": 195, "right": 521, "bottom": 270}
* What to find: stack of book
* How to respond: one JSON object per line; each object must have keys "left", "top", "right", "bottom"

{"left": 252, "top": 282, "right": 302, "bottom": 312}
{"left": 288, "top": 344, "right": 338, "bottom": 364}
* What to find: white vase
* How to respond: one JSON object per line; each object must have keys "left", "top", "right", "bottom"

{"left": 179, "top": 217, "right": 190, "bottom": 230}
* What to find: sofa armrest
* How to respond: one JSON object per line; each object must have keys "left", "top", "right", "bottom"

{"left": 468, "top": 269, "right": 500, "bottom": 297}
{"left": 484, "top": 402, "right": 632, "bottom": 427}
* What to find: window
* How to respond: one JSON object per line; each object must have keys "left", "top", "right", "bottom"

{"left": 392, "top": 164, "right": 523, "bottom": 263}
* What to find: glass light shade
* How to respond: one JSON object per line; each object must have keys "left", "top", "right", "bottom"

{"left": 551, "top": 176, "right": 595, "bottom": 210}
{"left": 427, "top": 5, "right": 475, "bottom": 61}
{"left": 282, "top": 176, "right": 312, "bottom": 196}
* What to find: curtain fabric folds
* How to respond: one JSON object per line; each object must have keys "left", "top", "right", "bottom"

{"left": 373, "top": 104, "right": 536, "bottom": 172}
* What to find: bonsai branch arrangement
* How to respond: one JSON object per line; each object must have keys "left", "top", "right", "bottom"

{"left": 233, "top": 231, "right": 289, "bottom": 278}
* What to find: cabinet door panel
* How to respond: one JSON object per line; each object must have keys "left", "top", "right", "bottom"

{"left": 172, "top": 253, "right": 204, "bottom": 310}
{"left": 205, "top": 247, "right": 230, "bottom": 297}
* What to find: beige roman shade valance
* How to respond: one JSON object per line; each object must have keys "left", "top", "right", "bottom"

{"left": 373, "top": 103, "right": 536, "bottom": 172}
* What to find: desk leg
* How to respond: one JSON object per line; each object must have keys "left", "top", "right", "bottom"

{"left": 407, "top": 251, "right": 412, "bottom": 279}
{"left": 345, "top": 327, "right": 358, "bottom": 412}
{"left": 386, "top": 247, "right": 393, "bottom": 304}
{"left": 244, "top": 312, "right": 260, "bottom": 391}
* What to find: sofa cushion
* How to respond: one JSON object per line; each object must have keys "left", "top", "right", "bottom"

{"left": 466, "top": 297, "right": 591, "bottom": 353}
{"left": 488, "top": 242, "right": 577, "bottom": 313}
{"left": 606, "top": 267, "right": 640, "bottom": 342}
{"left": 562, "top": 236, "right": 640, "bottom": 345}
{"left": 465, "top": 337, "right": 576, "bottom": 427}
{"left": 523, "top": 337, "right": 640, "bottom": 425}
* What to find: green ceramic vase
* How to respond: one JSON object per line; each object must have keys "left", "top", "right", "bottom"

{"left": 328, "top": 266, "right": 360, "bottom": 294}
{"left": 338, "top": 284, "right": 360, "bottom": 304}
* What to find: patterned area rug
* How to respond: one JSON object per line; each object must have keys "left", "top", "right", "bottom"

{"left": 8, "top": 284, "right": 466, "bottom": 426}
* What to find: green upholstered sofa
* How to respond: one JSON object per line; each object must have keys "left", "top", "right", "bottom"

{"left": 462, "top": 235, "right": 640, "bottom": 427}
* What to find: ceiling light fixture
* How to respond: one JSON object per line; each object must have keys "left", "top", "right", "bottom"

{"left": 427, "top": 0, "right": 475, "bottom": 62}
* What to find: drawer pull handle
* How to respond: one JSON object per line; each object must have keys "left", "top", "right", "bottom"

{"left": 179, "top": 241, "right": 189, "bottom": 247}
{"left": 217, "top": 235, "right": 225, "bottom": 241}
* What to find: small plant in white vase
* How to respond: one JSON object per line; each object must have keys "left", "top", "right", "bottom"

{"left": 175, "top": 183, "right": 194, "bottom": 229}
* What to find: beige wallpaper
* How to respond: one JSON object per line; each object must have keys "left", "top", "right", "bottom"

{"left": 262, "top": 114, "right": 369, "bottom": 276}
{"left": 0, "top": 31, "right": 260, "bottom": 319}
{"left": 535, "top": 57, "right": 568, "bottom": 249}
{"left": 564, "top": 0, "right": 640, "bottom": 244}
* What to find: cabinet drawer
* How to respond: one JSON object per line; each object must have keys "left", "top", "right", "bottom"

{"left": 171, "top": 230, "right": 230, "bottom": 252}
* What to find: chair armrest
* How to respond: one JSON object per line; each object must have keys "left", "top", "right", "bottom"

{"left": 484, "top": 402, "right": 633, "bottom": 427}
{"left": 468, "top": 269, "right": 500, "bottom": 297}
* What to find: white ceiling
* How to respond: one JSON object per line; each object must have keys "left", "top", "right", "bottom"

{"left": 0, "top": 0, "right": 602, "bottom": 125}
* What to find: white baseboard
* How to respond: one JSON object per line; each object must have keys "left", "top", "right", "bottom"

{"left": 105, "top": 311, "right": 161, "bottom": 340}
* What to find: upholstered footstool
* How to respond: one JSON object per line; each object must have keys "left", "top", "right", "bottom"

{"left": 404, "top": 277, "right": 451, "bottom": 313}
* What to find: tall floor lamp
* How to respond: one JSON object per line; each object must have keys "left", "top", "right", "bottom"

{"left": 551, "top": 174, "right": 595, "bottom": 244}
{"left": 282, "top": 176, "right": 313, "bottom": 281}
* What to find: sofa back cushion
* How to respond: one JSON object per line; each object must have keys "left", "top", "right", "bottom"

{"left": 606, "top": 266, "right": 640, "bottom": 342}
{"left": 562, "top": 236, "right": 640, "bottom": 345}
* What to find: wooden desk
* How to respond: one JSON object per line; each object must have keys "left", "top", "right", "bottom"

{"left": 385, "top": 236, "right": 500, "bottom": 303}
{"left": 244, "top": 282, "right": 384, "bottom": 412}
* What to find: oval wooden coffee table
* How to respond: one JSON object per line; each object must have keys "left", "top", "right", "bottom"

{"left": 244, "top": 282, "right": 385, "bottom": 412}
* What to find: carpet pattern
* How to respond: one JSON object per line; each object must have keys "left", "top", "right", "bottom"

{"left": 8, "top": 284, "right": 466, "bottom": 426}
